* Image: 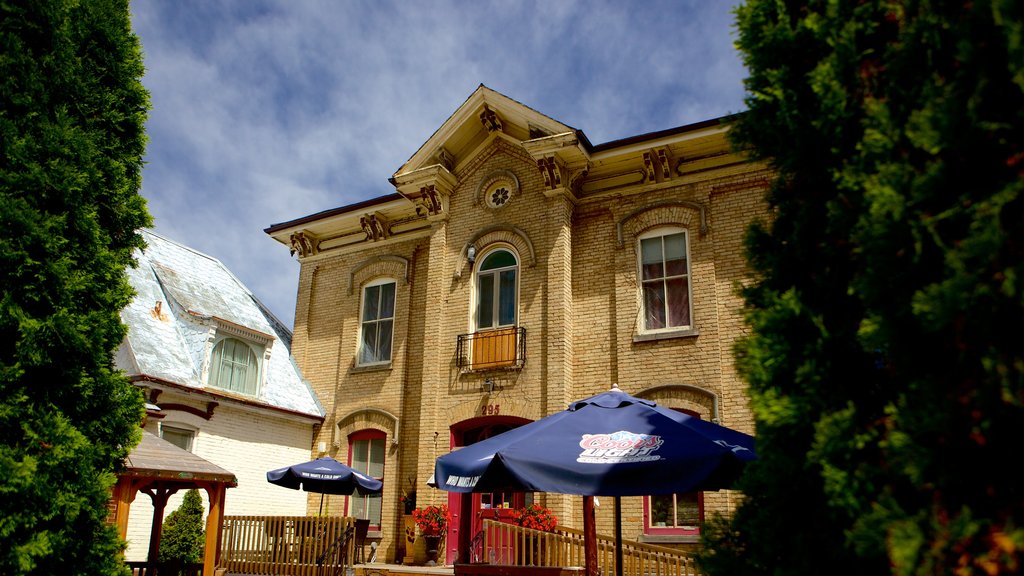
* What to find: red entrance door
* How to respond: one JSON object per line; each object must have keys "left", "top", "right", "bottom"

{"left": 446, "top": 417, "right": 529, "bottom": 564}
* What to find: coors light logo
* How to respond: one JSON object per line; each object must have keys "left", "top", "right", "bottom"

{"left": 577, "top": 431, "right": 663, "bottom": 464}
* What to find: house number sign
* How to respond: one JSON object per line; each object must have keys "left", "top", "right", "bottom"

{"left": 481, "top": 404, "right": 501, "bottom": 416}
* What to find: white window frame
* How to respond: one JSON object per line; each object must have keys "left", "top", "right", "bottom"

{"left": 357, "top": 278, "right": 397, "bottom": 366}
{"left": 643, "top": 408, "right": 702, "bottom": 537}
{"left": 348, "top": 429, "right": 385, "bottom": 529}
{"left": 636, "top": 227, "right": 693, "bottom": 335}
{"left": 473, "top": 247, "right": 519, "bottom": 332}
{"left": 159, "top": 423, "right": 197, "bottom": 452}
{"left": 208, "top": 335, "right": 263, "bottom": 396}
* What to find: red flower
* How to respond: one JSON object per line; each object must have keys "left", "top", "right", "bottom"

{"left": 512, "top": 504, "right": 557, "bottom": 532}
{"left": 412, "top": 504, "right": 449, "bottom": 536}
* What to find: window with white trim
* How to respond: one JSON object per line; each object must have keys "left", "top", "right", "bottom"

{"left": 644, "top": 408, "right": 702, "bottom": 536}
{"left": 209, "top": 337, "right": 261, "bottom": 396}
{"left": 358, "top": 279, "right": 396, "bottom": 366}
{"left": 160, "top": 424, "right": 195, "bottom": 452}
{"left": 475, "top": 248, "right": 518, "bottom": 330}
{"left": 348, "top": 430, "right": 385, "bottom": 529}
{"left": 638, "top": 228, "right": 692, "bottom": 332}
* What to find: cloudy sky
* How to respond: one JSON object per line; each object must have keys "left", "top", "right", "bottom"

{"left": 130, "top": 0, "right": 749, "bottom": 329}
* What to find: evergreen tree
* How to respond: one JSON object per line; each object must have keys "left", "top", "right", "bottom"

{"left": 0, "top": 0, "right": 150, "bottom": 574}
{"left": 160, "top": 490, "right": 205, "bottom": 569}
{"left": 701, "top": 1, "right": 1024, "bottom": 575}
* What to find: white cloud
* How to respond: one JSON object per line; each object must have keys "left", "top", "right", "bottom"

{"left": 130, "top": 0, "right": 748, "bottom": 327}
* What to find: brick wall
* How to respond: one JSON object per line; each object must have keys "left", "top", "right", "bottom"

{"left": 288, "top": 135, "right": 772, "bottom": 558}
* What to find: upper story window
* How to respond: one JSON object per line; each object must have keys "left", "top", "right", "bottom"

{"left": 160, "top": 424, "right": 195, "bottom": 452}
{"left": 638, "top": 228, "right": 692, "bottom": 332}
{"left": 348, "top": 429, "right": 385, "bottom": 529}
{"left": 358, "top": 279, "right": 396, "bottom": 366}
{"left": 209, "top": 337, "right": 261, "bottom": 396}
{"left": 476, "top": 248, "right": 518, "bottom": 330}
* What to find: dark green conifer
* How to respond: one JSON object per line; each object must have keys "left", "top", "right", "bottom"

{"left": 701, "top": 1, "right": 1024, "bottom": 575}
{"left": 0, "top": 0, "right": 151, "bottom": 574}
{"left": 160, "top": 490, "right": 205, "bottom": 570}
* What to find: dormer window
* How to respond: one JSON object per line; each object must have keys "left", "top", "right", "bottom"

{"left": 209, "top": 336, "right": 262, "bottom": 396}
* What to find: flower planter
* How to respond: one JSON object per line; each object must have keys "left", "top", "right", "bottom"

{"left": 424, "top": 534, "right": 443, "bottom": 566}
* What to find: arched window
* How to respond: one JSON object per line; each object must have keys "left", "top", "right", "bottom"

{"left": 476, "top": 248, "right": 518, "bottom": 330}
{"left": 348, "top": 429, "right": 385, "bottom": 529}
{"left": 638, "top": 227, "right": 692, "bottom": 332}
{"left": 644, "top": 408, "right": 703, "bottom": 537}
{"left": 209, "top": 337, "right": 260, "bottom": 396}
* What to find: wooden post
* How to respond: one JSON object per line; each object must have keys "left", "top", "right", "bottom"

{"left": 204, "top": 483, "right": 225, "bottom": 576}
{"left": 614, "top": 497, "right": 623, "bottom": 576}
{"left": 144, "top": 486, "right": 176, "bottom": 563}
{"left": 583, "top": 496, "right": 597, "bottom": 576}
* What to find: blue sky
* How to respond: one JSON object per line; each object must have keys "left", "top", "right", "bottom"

{"left": 130, "top": 0, "right": 749, "bottom": 328}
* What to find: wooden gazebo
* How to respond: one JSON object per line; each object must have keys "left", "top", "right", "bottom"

{"left": 110, "top": 431, "right": 237, "bottom": 575}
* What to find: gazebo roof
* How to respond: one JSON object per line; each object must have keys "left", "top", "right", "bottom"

{"left": 123, "top": 430, "right": 237, "bottom": 486}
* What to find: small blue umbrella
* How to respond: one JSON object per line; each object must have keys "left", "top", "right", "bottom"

{"left": 268, "top": 456, "right": 382, "bottom": 514}
{"left": 434, "top": 385, "right": 754, "bottom": 496}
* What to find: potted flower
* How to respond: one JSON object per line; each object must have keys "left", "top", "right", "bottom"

{"left": 400, "top": 490, "right": 416, "bottom": 515}
{"left": 412, "top": 504, "right": 448, "bottom": 565}
{"left": 511, "top": 503, "right": 557, "bottom": 532}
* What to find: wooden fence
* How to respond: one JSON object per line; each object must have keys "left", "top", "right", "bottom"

{"left": 218, "top": 515, "right": 356, "bottom": 576}
{"left": 481, "top": 519, "right": 702, "bottom": 576}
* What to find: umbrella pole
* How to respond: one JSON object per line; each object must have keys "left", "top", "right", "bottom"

{"left": 583, "top": 496, "right": 598, "bottom": 576}
{"left": 615, "top": 497, "right": 623, "bottom": 576}
{"left": 319, "top": 493, "right": 324, "bottom": 516}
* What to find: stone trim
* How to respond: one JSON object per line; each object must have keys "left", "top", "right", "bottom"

{"left": 616, "top": 200, "right": 708, "bottom": 247}
{"left": 454, "top": 225, "right": 537, "bottom": 280}
{"left": 348, "top": 255, "right": 410, "bottom": 295}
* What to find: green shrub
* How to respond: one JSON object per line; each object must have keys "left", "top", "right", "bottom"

{"left": 159, "top": 490, "right": 205, "bottom": 568}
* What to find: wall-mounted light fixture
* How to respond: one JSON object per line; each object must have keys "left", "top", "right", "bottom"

{"left": 484, "top": 378, "right": 494, "bottom": 393}
{"left": 467, "top": 245, "right": 477, "bottom": 266}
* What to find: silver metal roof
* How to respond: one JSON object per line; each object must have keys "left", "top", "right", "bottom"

{"left": 119, "top": 230, "right": 323, "bottom": 418}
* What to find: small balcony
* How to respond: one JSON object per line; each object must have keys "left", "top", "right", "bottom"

{"left": 457, "top": 327, "right": 526, "bottom": 371}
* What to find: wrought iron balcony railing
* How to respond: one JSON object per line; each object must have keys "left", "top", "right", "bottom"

{"left": 456, "top": 327, "right": 526, "bottom": 371}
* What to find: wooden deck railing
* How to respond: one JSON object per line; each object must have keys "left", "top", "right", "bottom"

{"left": 218, "top": 515, "right": 356, "bottom": 576}
{"left": 481, "top": 519, "right": 702, "bottom": 576}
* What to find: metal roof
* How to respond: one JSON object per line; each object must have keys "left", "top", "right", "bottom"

{"left": 118, "top": 230, "right": 323, "bottom": 419}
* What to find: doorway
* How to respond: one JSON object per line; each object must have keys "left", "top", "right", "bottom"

{"left": 446, "top": 415, "right": 531, "bottom": 564}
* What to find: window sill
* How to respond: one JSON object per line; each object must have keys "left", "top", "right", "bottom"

{"left": 632, "top": 327, "right": 699, "bottom": 343}
{"left": 350, "top": 362, "right": 393, "bottom": 374}
{"left": 638, "top": 534, "right": 700, "bottom": 545}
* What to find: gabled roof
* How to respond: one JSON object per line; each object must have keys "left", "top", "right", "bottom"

{"left": 393, "top": 84, "right": 586, "bottom": 179}
{"left": 118, "top": 230, "right": 323, "bottom": 419}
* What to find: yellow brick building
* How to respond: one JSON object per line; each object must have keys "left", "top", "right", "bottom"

{"left": 266, "top": 85, "right": 769, "bottom": 563}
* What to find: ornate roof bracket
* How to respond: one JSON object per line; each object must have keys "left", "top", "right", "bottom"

{"left": 289, "top": 231, "right": 320, "bottom": 258}
{"left": 479, "top": 104, "right": 503, "bottom": 133}
{"left": 522, "top": 131, "right": 591, "bottom": 202}
{"left": 643, "top": 147, "right": 674, "bottom": 183}
{"left": 360, "top": 212, "right": 389, "bottom": 242}
{"left": 392, "top": 164, "right": 458, "bottom": 222}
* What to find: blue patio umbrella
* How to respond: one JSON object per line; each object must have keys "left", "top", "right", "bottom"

{"left": 434, "top": 385, "right": 754, "bottom": 496}
{"left": 432, "top": 384, "right": 755, "bottom": 576}
{"left": 268, "top": 456, "right": 382, "bottom": 514}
